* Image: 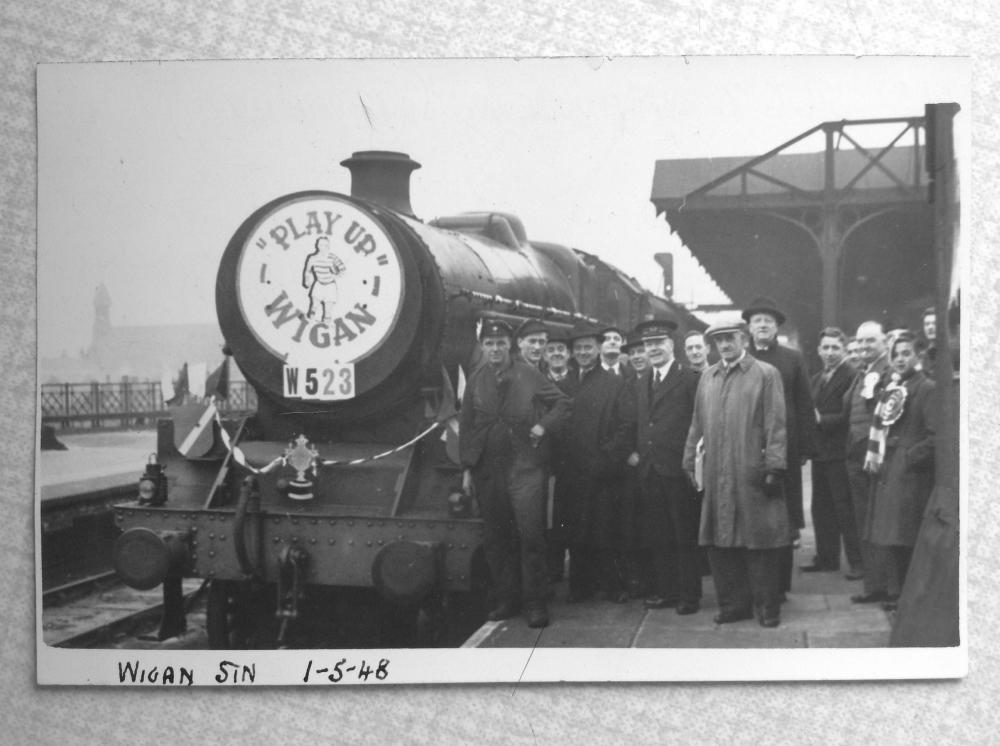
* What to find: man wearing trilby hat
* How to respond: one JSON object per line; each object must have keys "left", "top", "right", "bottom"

{"left": 683, "top": 316, "right": 789, "bottom": 627}
{"left": 459, "top": 318, "right": 570, "bottom": 628}
{"left": 742, "top": 295, "right": 816, "bottom": 596}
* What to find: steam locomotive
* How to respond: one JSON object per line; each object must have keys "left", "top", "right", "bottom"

{"left": 111, "top": 150, "right": 702, "bottom": 648}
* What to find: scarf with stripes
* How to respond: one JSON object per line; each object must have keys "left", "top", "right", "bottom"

{"left": 863, "top": 373, "right": 907, "bottom": 474}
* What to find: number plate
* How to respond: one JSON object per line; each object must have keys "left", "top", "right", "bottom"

{"left": 282, "top": 364, "right": 356, "bottom": 400}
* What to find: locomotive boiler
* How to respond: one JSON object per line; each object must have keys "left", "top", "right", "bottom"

{"left": 111, "top": 150, "right": 698, "bottom": 648}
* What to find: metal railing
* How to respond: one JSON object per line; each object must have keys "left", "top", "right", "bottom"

{"left": 40, "top": 381, "right": 257, "bottom": 430}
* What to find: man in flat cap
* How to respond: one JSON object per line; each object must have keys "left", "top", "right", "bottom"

{"left": 515, "top": 318, "right": 549, "bottom": 371}
{"left": 627, "top": 317, "right": 702, "bottom": 614}
{"left": 742, "top": 295, "right": 816, "bottom": 597}
{"left": 557, "top": 320, "right": 635, "bottom": 603}
{"left": 459, "top": 318, "right": 570, "bottom": 628}
{"left": 684, "top": 317, "right": 789, "bottom": 627}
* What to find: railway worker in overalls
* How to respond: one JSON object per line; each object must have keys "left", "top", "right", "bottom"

{"left": 459, "top": 319, "right": 570, "bottom": 628}
{"left": 628, "top": 318, "right": 702, "bottom": 614}
{"left": 515, "top": 318, "right": 549, "bottom": 370}
{"left": 683, "top": 318, "right": 789, "bottom": 627}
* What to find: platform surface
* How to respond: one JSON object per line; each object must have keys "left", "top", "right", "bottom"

{"left": 38, "top": 430, "right": 158, "bottom": 501}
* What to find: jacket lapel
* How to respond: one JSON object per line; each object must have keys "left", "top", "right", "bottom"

{"left": 652, "top": 361, "right": 681, "bottom": 406}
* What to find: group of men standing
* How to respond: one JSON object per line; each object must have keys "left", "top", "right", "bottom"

{"left": 457, "top": 297, "right": 938, "bottom": 630}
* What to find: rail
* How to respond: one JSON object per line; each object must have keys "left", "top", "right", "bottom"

{"left": 40, "top": 380, "right": 257, "bottom": 430}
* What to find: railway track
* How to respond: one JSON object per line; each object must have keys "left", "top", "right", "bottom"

{"left": 42, "top": 576, "right": 209, "bottom": 649}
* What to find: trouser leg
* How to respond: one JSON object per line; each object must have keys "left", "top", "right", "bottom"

{"left": 847, "top": 456, "right": 893, "bottom": 595}
{"left": 811, "top": 461, "right": 841, "bottom": 568}
{"left": 643, "top": 472, "right": 678, "bottom": 600}
{"left": 708, "top": 547, "right": 752, "bottom": 615}
{"left": 747, "top": 548, "right": 782, "bottom": 621}
{"left": 829, "top": 460, "right": 863, "bottom": 569}
{"left": 474, "top": 467, "right": 519, "bottom": 606}
{"left": 507, "top": 463, "right": 548, "bottom": 608}
{"left": 666, "top": 476, "right": 703, "bottom": 604}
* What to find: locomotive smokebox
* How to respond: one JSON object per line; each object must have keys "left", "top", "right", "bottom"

{"left": 341, "top": 150, "right": 421, "bottom": 218}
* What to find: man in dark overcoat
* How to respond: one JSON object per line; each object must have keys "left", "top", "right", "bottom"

{"left": 543, "top": 325, "right": 575, "bottom": 582}
{"left": 804, "top": 326, "right": 863, "bottom": 577}
{"left": 742, "top": 296, "right": 816, "bottom": 596}
{"left": 864, "top": 331, "right": 936, "bottom": 610}
{"left": 684, "top": 317, "right": 789, "bottom": 627}
{"left": 627, "top": 318, "right": 702, "bottom": 614}
{"left": 845, "top": 320, "right": 897, "bottom": 603}
{"left": 459, "top": 319, "right": 570, "bottom": 628}
{"left": 559, "top": 321, "right": 635, "bottom": 603}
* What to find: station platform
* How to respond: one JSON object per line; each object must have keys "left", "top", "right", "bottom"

{"left": 38, "top": 430, "right": 158, "bottom": 502}
{"left": 466, "top": 468, "right": 891, "bottom": 649}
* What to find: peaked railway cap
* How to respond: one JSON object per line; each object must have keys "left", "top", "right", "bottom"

{"left": 479, "top": 318, "right": 514, "bottom": 340}
{"left": 741, "top": 295, "right": 787, "bottom": 326}
{"left": 635, "top": 316, "right": 678, "bottom": 340}
{"left": 515, "top": 318, "right": 549, "bottom": 339}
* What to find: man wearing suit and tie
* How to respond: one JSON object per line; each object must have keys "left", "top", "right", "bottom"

{"left": 627, "top": 317, "right": 702, "bottom": 614}
{"left": 803, "top": 327, "right": 864, "bottom": 578}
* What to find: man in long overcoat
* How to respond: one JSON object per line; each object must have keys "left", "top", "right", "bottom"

{"left": 865, "top": 331, "right": 936, "bottom": 609}
{"left": 683, "top": 318, "right": 789, "bottom": 627}
{"left": 845, "top": 320, "right": 897, "bottom": 603}
{"left": 627, "top": 317, "right": 702, "bottom": 614}
{"left": 742, "top": 296, "right": 816, "bottom": 596}
{"left": 460, "top": 319, "right": 570, "bottom": 628}
{"left": 805, "top": 326, "right": 863, "bottom": 576}
{"left": 558, "top": 322, "right": 635, "bottom": 602}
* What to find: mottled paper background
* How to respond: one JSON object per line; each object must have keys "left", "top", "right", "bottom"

{"left": 4, "top": 0, "right": 996, "bottom": 742}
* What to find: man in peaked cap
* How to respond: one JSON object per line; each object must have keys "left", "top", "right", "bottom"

{"left": 627, "top": 316, "right": 703, "bottom": 614}
{"left": 683, "top": 316, "right": 789, "bottom": 627}
{"left": 459, "top": 318, "right": 570, "bottom": 628}
{"left": 515, "top": 318, "right": 549, "bottom": 370}
{"left": 555, "top": 320, "right": 635, "bottom": 603}
{"left": 742, "top": 295, "right": 816, "bottom": 599}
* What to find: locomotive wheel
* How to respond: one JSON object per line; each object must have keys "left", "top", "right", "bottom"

{"left": 206, "top": 579, "right": 277, "bottom": 649}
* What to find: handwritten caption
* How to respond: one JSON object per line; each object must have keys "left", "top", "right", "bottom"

{"left": 116, "top": 657, "right": 391, "bottom": 686}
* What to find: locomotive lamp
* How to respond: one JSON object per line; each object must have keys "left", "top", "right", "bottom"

{"left": 138, "top": 453, "right": 167, "bottom": 506}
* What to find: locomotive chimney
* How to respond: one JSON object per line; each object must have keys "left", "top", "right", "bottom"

{"left": 340, "top": 150, "right": 421, "bottom": 218}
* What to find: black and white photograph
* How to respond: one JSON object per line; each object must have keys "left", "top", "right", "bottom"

{"left": 35, "top": 56, "right": 966, "bottom": 685}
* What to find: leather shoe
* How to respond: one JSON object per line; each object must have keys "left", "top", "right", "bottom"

{"left": 643, "top": 595, "right": 676, "bottom": 610}
{"left": 759, "top": 616, "right": 781, "bottom": 628}
{"left": 845, "top": 567, "right": 865, "bottom": 581}
{"left": 676, "top": 601, "right": 700, "bottom": 615}
{"left": 800, "top": 562, "right": 837, "bottom": 573}
{"left": 525, "top": 607, "right": 549, "bottom": 628}
{"left": 713, "top": 608, "right": 753, "bottom": 624}
{"left": 851, "top": 590, "right": 889, "bottom": 604}
{"left": 486, "top": 601, "right": 520, "bottom": 621}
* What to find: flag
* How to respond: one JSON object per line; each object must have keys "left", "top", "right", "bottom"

{"left": 165, "top": 362, "right": 189, "bottom": 406}
{"left": 205, "top": 357, "right": 230, "bottom": 400}
{"left": 189, "top": 362, "right": 207, "bottom": 399}
{"left": 172, "top": 399, "right": 218, "bottom": 458}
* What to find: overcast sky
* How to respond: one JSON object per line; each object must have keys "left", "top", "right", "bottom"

{"left": 37, "top": 56, "right": 967, "bottom": 359}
